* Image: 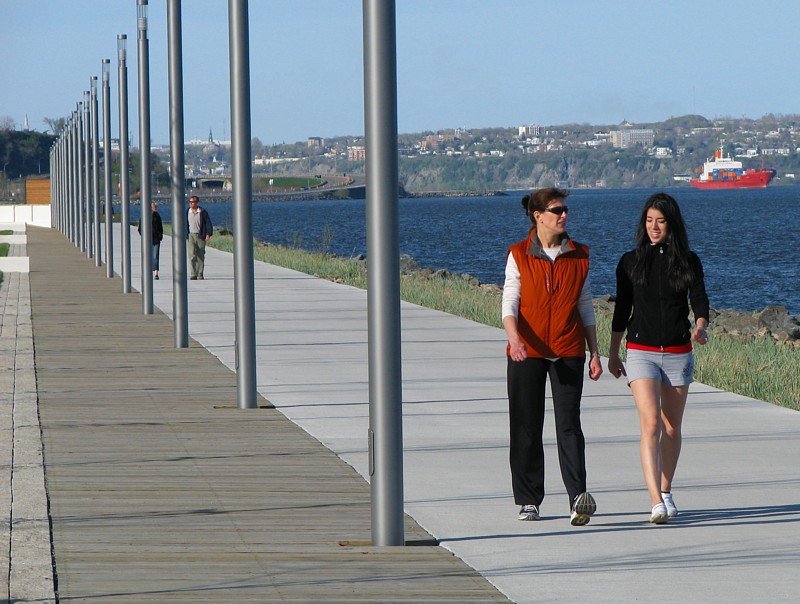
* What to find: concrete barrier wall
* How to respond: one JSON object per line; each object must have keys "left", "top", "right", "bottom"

{"left": 0, "top": 206, "right": 47, "bottom": 273}
{"left": 0, "top": 205, "right": 52, "bottom": 228}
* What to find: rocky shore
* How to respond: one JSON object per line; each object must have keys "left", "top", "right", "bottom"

{"left": 400, "top": 189, "right": 508, "bottom": 198}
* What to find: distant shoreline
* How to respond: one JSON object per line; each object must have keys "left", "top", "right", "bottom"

{"left": 401, "top": 190, "right": 508, "bottom": 198}
{"left": 147, "top": 188, "right": 510, "bottom": 204}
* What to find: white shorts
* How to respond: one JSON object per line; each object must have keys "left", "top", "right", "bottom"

{"left": 625, "top": 348, "right": 694, "bottom": 387}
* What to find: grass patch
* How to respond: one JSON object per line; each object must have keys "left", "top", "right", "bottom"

{"left": 0, "top": 229, "right": 13, "bottom": 235}
{"left": 208, "top": 230, "right": 504, "bottom": 326}
{"left": 191, "top": 226, "right": 799, "bottom": 412}
{"left": 694, "top": 336, "right": 799, "bottom": 411}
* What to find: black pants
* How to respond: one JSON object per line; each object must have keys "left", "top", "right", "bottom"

{"left": 508, "top": 356, "right": 587, "bottom": 507}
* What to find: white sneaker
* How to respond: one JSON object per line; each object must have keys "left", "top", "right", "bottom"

{"left": 650, "top": 502, "right": 668, "bottom": 524}
{"left": 662, "top": 492, "right": 678, "bottom": 518}
{"left": 518, "top": 504, "right": 540, "bottom": 521}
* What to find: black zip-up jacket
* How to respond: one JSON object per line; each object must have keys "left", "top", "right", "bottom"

{"left": 611, "top": 245, "right": 709, "bottom": 348}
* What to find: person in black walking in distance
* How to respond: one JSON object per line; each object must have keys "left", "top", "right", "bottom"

{"left": 187, "top": 195, "right": 213, "bottom": 280}
{"left": 502, "top": 188, "right": 602, "bottom": 526}
{"left": 138, "top": 201, "right": 163, "bottom": 280}
{"left": 608, "top": 192, "right": 710, "bottom": 524}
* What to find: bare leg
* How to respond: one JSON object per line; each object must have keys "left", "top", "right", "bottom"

{"left": 630, "top": 378, "right": 664, "bottom": 507}
{"left": 660, "top": 384, "right": 689, "bottom": 492}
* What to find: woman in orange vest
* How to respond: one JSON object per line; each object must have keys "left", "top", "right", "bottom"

{"left": 502, "top": 188, "right": 603, "bottom": 526}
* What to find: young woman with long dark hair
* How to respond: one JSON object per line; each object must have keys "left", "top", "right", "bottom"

{"left": 608, "top": 192, "right": 709, "bottom": 524}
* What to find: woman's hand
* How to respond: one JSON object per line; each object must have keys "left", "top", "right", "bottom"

{"left": 608, "top": 356, "right": 626, "bottom": 379}
{"left": 503, "top": 316, "right": 528, "bottom": 362}
{"left": 508, "top": 340, "right": 528, "bottom": 362}
{"left": 691, "top": 326, "right": 709, "bottom": 345}
{"left": 588, "top": 354, "right": 603, "bottom": 381}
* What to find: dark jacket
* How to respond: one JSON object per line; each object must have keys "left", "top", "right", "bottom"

{"left": 611, "top": 245, "right": 709, "bottom": 348}
{"left": 152, "top": 211, "right": 163, "bottom": 244}
{"left": 187, "top": 206, "right": 213, "bottom": 240}
{"left": 138, "top": 210, "right": 164, "bottom": 245}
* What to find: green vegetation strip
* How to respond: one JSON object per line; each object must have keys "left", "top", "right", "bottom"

{"left": 167, "top": 225, "right": 799, "bottom": 412}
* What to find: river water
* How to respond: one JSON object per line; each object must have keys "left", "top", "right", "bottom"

{"left": 131, "top": 186, "right": 800, "bottom": 315}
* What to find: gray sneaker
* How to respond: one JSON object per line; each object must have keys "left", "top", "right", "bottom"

{"left": 570, "top": 492, "right": 596, "bottom": 526}
{"left": 662, "top": 492, "right": 679, "bottom": 517}
{"left": 518, "top": 504, "right": 540, "bottom": 521}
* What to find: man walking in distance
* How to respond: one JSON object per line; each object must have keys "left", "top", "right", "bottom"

{"left": 187, "top": 195, "right": 213, "bottom": 280}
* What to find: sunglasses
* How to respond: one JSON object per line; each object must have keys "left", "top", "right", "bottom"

{"left": 544, "top": 206, "right": 569, "bottom": 216}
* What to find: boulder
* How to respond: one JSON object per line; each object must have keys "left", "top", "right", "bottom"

{"left": 754, "top": 306, "right": 800, "bottom": 339}
{"left": 399, "top": 253, "right": 420, "bottom": 274}
{"left": 712, "top": 305, "right": 800, "bottom": 341}
{"left": 592, "top": 295, "right": 616, "bottom": 318}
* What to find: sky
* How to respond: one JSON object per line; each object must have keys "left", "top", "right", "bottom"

{"left": 2, "top": 1, "right": 799, "bottom": 146}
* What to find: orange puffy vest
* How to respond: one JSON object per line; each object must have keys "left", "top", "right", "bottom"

{"left": 507, "top": 229, "right": 590, "bottom": 359}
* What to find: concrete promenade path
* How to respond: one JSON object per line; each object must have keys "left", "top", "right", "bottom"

{"left": 4, "top": 222, "right": 800, "bottom": 602}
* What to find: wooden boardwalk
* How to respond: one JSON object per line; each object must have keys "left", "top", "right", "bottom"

{"left": 27, "top": 226, "right": 507, "bottom": 602}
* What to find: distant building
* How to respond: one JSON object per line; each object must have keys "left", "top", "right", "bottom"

{"left": 253, "top": 156, "right": 302, "bottom": 166}
{"left": 185, "top": 129, "right": 230, "bottom": 147}
{"left": 519, "top": 124, "right": 542, "bottom": 138}
{"left": 761, "top": 147, "right": 790, "bottom": 156}
{"left": 422, "top": 133, "right": 457, "bottom": 151}
{"left": 611, "top": 128, "right": 655, "bottom": 149}
{"left": 307, "top": 137, "right": 324, "bottom": 148}
{"left": 348, "top": 146, "right": 366, "bottom": 161}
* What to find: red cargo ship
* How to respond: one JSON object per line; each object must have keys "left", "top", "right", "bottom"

{"left": 690, "top": 148, "right": 776, "bottom": 189}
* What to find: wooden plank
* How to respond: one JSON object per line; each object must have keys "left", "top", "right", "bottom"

{"left": 26, "top": 226, "right": 508, "bottom": 602}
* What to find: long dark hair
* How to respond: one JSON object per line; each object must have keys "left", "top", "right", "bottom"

{"left": 630, "top": 192, "right": 694, "bottom": 290}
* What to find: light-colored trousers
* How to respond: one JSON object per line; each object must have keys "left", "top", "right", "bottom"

{"left": 188, "top": 233, "right": 206, "bottom": 278}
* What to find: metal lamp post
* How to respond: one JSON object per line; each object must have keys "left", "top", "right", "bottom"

{"left": 228, "top": 0, "right": 258, "bottom": 408}
{"left": 102, "top": 58, "right": 114, "bottom": 277}
{"left": 167, "top": 0, "right": 189, "bottom": 347}
{"left": 363, "top": 0, "right": 405, "bottom": 546}
{"left": 118, "top": 34, "right": 132, "bottom": 294}
{"left": 137, "top": 0, "right": 153, "bottom": 313}
{"left": 76, "top": 102, "right": 85, "bottom": 251}
{"left": 65, "top": 114, "right": 75, "bottom": 243}
{"left": 91, "top": 75, "right": 102, "bottom": 267}
{"left": 84, "top": 90, "right": 93, "bottom": 259}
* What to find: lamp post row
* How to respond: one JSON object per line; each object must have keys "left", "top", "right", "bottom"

{"left": 48, "top": 0, "right": 405, "bottom": 547}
